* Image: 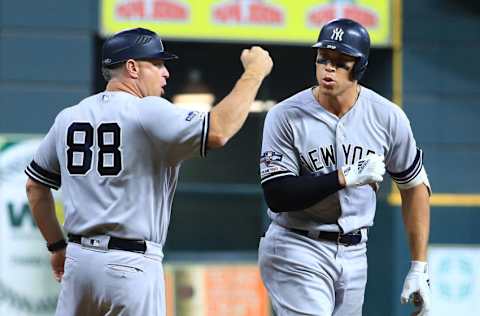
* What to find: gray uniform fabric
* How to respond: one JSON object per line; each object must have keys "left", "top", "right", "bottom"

{"left": 260, "top": 86, "right": 424, "bottom": 233}
{"left": 25, "top": 91, "right": 209, "bottom": 316}
{"left": 258, "top": 86, "right": 428, "bottom": 315}
{"left": 57, "top": 241, "right": 165, "bottom": 316}
{"left": 259, "top": 222, "right": 368, "bottom": 316}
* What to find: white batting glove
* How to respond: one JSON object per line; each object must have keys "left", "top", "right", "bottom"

{"left": 401, "top": 261, "right": 431, "bottom": 316}
{"left": 341, "top": 154, "right": 385, "bottom": 187}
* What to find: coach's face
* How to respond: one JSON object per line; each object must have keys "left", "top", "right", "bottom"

{"left": 137, "top": 59, "right": 170, "bottom": 97}
{"left": 315, "top": 49, "right": 356, "bottom": 96}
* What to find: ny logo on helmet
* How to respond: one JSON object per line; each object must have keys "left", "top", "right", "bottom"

{"left": 330, "top": 28, "right": 344, "bottom": 41}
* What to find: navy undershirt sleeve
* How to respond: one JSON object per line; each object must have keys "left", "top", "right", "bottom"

{"left": 262, "top": 171, "right": 343, "bottom": 212}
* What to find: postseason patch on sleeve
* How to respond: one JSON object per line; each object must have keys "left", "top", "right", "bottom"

{"left": 261, "top": 165, "right": 287, "bottom": 177}
{"left": 260, "top": 151, "right": 283, "bottom": 166}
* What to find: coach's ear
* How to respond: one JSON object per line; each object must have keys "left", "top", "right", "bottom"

{"left": 125, "top": 59, "right": 140, "bottom": 79}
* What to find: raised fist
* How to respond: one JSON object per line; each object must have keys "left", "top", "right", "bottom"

{"left": 240, "top": 46, "right": 273, "bottom": 79}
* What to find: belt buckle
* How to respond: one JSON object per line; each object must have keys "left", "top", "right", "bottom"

{"left": 337, "top": 233, "right": 343, "bottom": 245}
{"left": 338, "top": 233, "right": 354, "bottom": 246}
{"left": 344, "top": 231, "right": 363, "bottom": 246}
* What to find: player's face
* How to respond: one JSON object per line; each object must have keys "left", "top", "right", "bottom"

{"left": 137, "top": 60, "right": 170, "bottom": 97}
{"left": 315, "top": 49, "right": 356, "bottom": 96}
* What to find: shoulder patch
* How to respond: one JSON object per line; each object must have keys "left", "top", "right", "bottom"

{"left": 260, "top": 151, "right": 283, "bottom": 166}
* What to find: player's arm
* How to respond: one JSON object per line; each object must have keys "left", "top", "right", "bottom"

{"left": 207, "top": 46, "right": 273, "bottom": 148}
{"left": 399, "top": 182, "right": 431, "bottom": 314}
{"left": 387, "top": 109, "right": 432, "bottom": 313}
{"left": 263, "top": 154, "right": 385, "bottom": 212}
{"left": 386, "top": 113, "right": 432, "bottom": 261}
{"left": 400, "top": 183, "right": 430, "bottom": 262}
{"left": 262, "top": 172, "right": 343, "bottom": 211}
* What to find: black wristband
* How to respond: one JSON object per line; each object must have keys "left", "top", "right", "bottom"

{"left": 47, "top": 239, "right": 67, "bottom": 252}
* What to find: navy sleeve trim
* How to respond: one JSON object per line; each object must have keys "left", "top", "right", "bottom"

{"left": 25, "top": 160, "right": 61, "bottom": 190}
{"left": 388, "top": 148, "right": 423, "bottom": 184}
{"left": 25, "top": 171, "right": 59, "bottom": 190}
{"left": 394, "top": 160, "right": 423, "bottom": 184}
{"left": 261, "top": 171, "right": 296, "bottom": 184}
{"left": 30, "top": 160, "right": 61, "bottom": 183}
{"left": 200, "top": 112, "right": 210, "bottom": 158}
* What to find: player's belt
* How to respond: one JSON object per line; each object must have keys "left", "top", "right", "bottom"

{"left": 288, "top": 228, "right": 362, "bottom": 246}
{"left": 68, "top": 234, "right": 147, "bottom": 254}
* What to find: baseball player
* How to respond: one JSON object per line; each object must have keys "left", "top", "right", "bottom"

{"left": 258, "top": 19, "right": 431, "bottom": 316}
{"left": 24, "top": 27, "right": 272, "bottom": 316}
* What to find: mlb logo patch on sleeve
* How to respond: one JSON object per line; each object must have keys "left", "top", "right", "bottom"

{"left": 260, "top": 151, "right": 283, "bottom": 166}
{"left": 185, "top": 111, "right": 199, "bottom": 121}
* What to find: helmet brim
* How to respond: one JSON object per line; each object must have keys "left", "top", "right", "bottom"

{"left": 147, "top": 51, "right": 179, "bottom": 61}
{"left": 102, "top": 51, "right": 178, "bottom": 67}
{"left": 312, "top": 40, "right": 364, "bottom": 58}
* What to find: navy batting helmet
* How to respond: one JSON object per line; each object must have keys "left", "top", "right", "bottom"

{"left": 102, "top": 28, "right": 178, "bottom": 68}
{"left": 312, "top": 18, "right": 370, "bottom": 80}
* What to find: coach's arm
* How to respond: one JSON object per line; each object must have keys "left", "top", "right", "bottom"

{"left": 26, "top": 178, "right": 65, "bottom": 281}
{"left": 207, "top": 46, "right": 272, "bottom": 148}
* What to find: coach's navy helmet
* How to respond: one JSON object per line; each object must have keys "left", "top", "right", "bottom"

{"left": 102, "top": 28, "right": 178, "bottom": 67}
{"left": 313, "top": 18, "right": 370, "bottom": 80}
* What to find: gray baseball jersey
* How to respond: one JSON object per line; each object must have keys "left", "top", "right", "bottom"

{"left": 25, "top": 91, "right": 209, "bottom": 245}
{"left": 260, "top": 86, "right": 429, "bottom": 233}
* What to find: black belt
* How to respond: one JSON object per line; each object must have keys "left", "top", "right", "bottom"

{"left": 289, "top": 228, "right": 362, "bottom": 246}
{"left": 68, "top": 234, "right": 147, "bottom": 254}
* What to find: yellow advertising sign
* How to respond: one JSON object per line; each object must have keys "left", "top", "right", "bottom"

{"left": 101, "top": 0, "right": 391, "bottom": 46}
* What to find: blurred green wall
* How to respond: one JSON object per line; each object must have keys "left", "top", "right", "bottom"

{"left": 0, "top": 0, "right": 97, "bottom": 132}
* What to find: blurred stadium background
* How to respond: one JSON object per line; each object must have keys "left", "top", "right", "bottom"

{"left": 0, "top": 0, "right": 479, "bottom": 315}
